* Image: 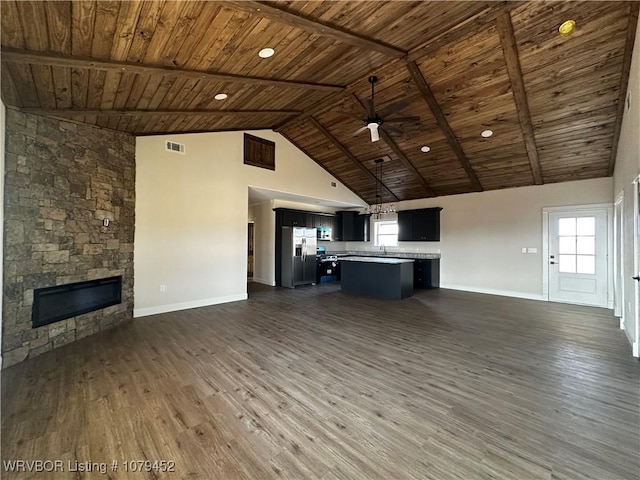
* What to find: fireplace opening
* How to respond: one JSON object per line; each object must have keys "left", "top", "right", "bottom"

{"left": 32, "top": 276, "right": 122, "bottom": 328}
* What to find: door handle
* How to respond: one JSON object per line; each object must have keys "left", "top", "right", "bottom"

{"left": 550, "top": 262, "right": 556, "bottom": 265}
{"left": 633, "top": 276, "right": 640, "bottom": 281}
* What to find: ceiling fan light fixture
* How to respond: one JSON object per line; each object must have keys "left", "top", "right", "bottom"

{"left": 258, "top": 47, "right": 275, "bottom": 58}
{"left": 559, "top": 20, "right": 576, "bottom": 36}
{"left": 367, "top": 122, "right": 380, "bottom": 142}
{"left": 214, "top": 93, "right": 228, "bottom": 100}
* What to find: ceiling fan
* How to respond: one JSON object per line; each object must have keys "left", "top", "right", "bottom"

{"left": 353, "top": 75, "right": 420, "bottom": 142}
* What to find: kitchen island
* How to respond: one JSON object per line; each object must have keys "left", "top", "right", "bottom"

{"left": 341, "top": 256, "right": 414, "bottom": 300}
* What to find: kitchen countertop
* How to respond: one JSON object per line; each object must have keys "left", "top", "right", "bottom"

{"left": 330, "top": 251, "right": 441, "bottom": 259}
{"left": 341, "top": 256, "right": 415, "bottom": 264}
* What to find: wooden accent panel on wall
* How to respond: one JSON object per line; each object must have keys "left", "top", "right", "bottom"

{"left": 244, "top": 133, "right": 276, "bottom": 170}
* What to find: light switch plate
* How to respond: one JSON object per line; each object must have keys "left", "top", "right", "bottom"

{"left": 521, "top": 247, "right": 527, "bottom": 253}
{"left": 527, "top": 247, "right": 538, "bottom": 253}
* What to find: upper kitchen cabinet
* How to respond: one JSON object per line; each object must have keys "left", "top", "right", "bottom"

{"left": 398, "top": 208, "right": 442, "bottom": 242}
{"left": 335, "top": 211, "right": 370, "bottom": 242}
{"left": 278, "top": 209, "right": 308, "bottom": 227}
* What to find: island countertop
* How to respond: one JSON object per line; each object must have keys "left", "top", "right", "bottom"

{"left": 341, "top": 256, "right": 415, "bottom": 264}
{"left": 330, "top": 251, "right": 441, "bottom": 259}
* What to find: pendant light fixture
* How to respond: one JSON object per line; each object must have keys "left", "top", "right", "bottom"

{"left": 364, "top": 158, "right": 396, "bottom": 218}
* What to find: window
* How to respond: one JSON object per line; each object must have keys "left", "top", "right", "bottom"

{"left": 558, "top": 216, "right": 596, "bottom": 274}
{"left": 374, "top": 220, "right": 398, "bottom": 246}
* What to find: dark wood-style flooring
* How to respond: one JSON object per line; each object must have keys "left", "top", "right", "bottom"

{"left": 2, "top": 284, "right": 639, "bottom": 479}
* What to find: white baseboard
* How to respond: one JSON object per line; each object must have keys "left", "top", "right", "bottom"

{"left": 608, "top": 300, "right": 614, "bottom": 310}
{"left": 633, "top": 341, "right": 639, "bottom": 358}
{"left": 252, "top": 277, "right": 275, "bottom": 286}
{"left": 623, "top": 320, "right": 635, "bottom": 344}
{"left": 439, "top": 283, "right": 546, "bottom": 302}
{"left": 133, "top": 293, "right": 248, "bottom": 318}
{"left": 620, "top": 316, "right": 625, "bottom": 329}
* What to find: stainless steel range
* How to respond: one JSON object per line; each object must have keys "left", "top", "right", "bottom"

{"left": 316, "top": 248, "right": 341, "bottom": 283}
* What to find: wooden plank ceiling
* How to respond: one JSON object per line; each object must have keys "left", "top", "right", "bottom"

{"left": 1, "top": 1, "right": 638, "bottom": 203}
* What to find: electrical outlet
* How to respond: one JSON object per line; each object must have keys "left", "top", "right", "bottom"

{"left": 527, "top": 247, "right": 538, "bottom": 253}
{"left": 160, "top": 284, "right": 166, "bottom": 293}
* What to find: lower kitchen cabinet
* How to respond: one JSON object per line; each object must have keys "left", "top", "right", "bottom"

{"left": 413, "top": 259, "right": 440, "bottom": 289}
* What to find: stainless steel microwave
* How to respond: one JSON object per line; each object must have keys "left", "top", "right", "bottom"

{"left": 317, "top": 226, "right": 332, "bottom": 241}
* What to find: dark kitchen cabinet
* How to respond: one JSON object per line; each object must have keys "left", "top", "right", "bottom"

{"left": 397, "top": 208, "right": 442, "bottom": 242}
{"left": 413, "top": 259, "right": 440, "bottom": 289}
{"left": 332, "top": 215, "right": 343, "bottom": 241}
{"left": 279, "top": 209, "right": 308, "bottom": 227}
{"left": 335, "top": 211, "right": 370, "bottom": 242}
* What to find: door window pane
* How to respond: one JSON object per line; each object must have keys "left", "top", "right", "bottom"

{"left": 559, "top": 254, "right": 576, "bottom": 273}
{"left": 576, "top": 217, "right": 595, "bottom": 236}
{"left": 559, "top": 218, "right": 576, "bottom": 236}
{"left": 559, "top": 237, "right": 576, "bottom": 254}
{"left": 576, "top": 236, "right": 595, "bottom": 255}
{"left": 576, "top": 255, "right": 595, "bottom": 274}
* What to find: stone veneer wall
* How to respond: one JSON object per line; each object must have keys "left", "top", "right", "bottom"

{"left": 2, "top": 109, "right": 135, "bottom": 368}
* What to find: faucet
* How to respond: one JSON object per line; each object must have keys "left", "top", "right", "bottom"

{"left": 380, "top": 244, "right": 387, "bottom": 255}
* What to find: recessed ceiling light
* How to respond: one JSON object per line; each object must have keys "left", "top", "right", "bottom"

{"left": 214, "top": 93, "right": 228, "bottom": 101}
{"left": 258, "top": 48, "right": 275, "bottom": 58}
{"left": 559, "top": 20, "right": 576, "bottom": 36}
{"left": 420, "top": 146, "right": 431, "bottom": 153}
{"left": 481, "top": 129, "right": 493, "bottom": 138}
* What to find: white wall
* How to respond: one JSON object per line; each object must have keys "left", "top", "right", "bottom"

{"left": 330, "top": 178, "right": 613, "bottom": 300}
{"left": 135, "top": 130, "right": 364, "bottom": 317}
{"left": 613, "top": 20, "right": 640, "bottom": 354}
{"left": 250, "top": 200, "right": 275, "bottom": 286}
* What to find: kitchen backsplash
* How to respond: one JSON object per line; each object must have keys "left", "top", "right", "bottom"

{"left": 319, "top": 240, "right": 441, "bottom": 255}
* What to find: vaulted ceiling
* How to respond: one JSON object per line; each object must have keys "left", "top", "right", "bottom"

{"left": 1, "top": 1, "right": 638, "bottom": 203}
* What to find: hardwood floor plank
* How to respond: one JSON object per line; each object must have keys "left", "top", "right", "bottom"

{"left": 2, "top": 285, "right": 638, "bottom": 479}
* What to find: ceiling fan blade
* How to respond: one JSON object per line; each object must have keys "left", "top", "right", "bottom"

{"left": 335, "top": 112, "right": 363, "bottom": 121}
{"left": 350, "top": 125, "right": 369, "bottom": 137}
{"left": 382, "top": 124, "right": 402, "bottom": 134}
{"left": 378, "top": 98, "right": 412, "bottom": 118}
{"left": 384, "top": 116, "right": 421, "bottom": 123}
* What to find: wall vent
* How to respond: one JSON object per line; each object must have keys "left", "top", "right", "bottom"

{"left": 166, "top": 141, "right": 185, "bottom": 154}
{"left": 330, "top": 182, "right": 337, "bottom": 188}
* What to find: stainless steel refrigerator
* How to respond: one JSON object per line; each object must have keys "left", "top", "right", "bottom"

{"left": 281, "top": 227, "right": 317, "bottom": 288}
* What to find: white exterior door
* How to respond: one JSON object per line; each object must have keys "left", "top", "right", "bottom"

{"left": 548, "top": 209, "right": 608, "bottom": 307}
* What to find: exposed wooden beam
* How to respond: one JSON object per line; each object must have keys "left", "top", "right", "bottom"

{"left": 496, "top": 12, "right": 543, "bottom": 185}
{"left": 608, "top": 3, "right": 639, "bottom": 176}
{"left": 348, "top": 93, "right": 436, "bottom": 198}
{"left": 407, "top": 2, "right": 522, "bottom": 61}
{"left": 274, "top": 91, "right": 347, "bottom": 132}
{"left": 1, "top": 47, "right": 344, "bottom": 92}
{"left": 19, "top": 108, "right": 302, "bottom": 118}
{"left": 219, "top": 1, "right": 406, "bottom": 58}
{"left": 279, "top": 130, "right": 367, "bottom": 204}
{"left": 307, "top": 117, "right": 400, "bottom": 202}
{"left": 135, "top": 127, "right": 272, "bottom": 136}
{"left": 405, "top": 61, "right": 483, "bottom": 192}
{"left": 277, "top": 5, "right": 518, "bottom": 146}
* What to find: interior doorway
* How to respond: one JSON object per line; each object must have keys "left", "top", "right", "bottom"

{"left": 544, "top": 206, "right": 611, "bottom": 308}
{"left": 247, "top": 222, "right": 254, "bottom": 280}
{"left": 633, "top": 179, "right": 640, "bottom": 356}
{"left": 614, "top": 193, "right": 624, "bottom": 324}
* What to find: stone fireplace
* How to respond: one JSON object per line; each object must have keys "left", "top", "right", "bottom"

{"left": 2, "top": 110, "right": 135, "bottom": 367}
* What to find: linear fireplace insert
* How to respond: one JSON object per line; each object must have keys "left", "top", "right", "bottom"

{"left": 32, "top": 276, "right": 122, "bottom": 328}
